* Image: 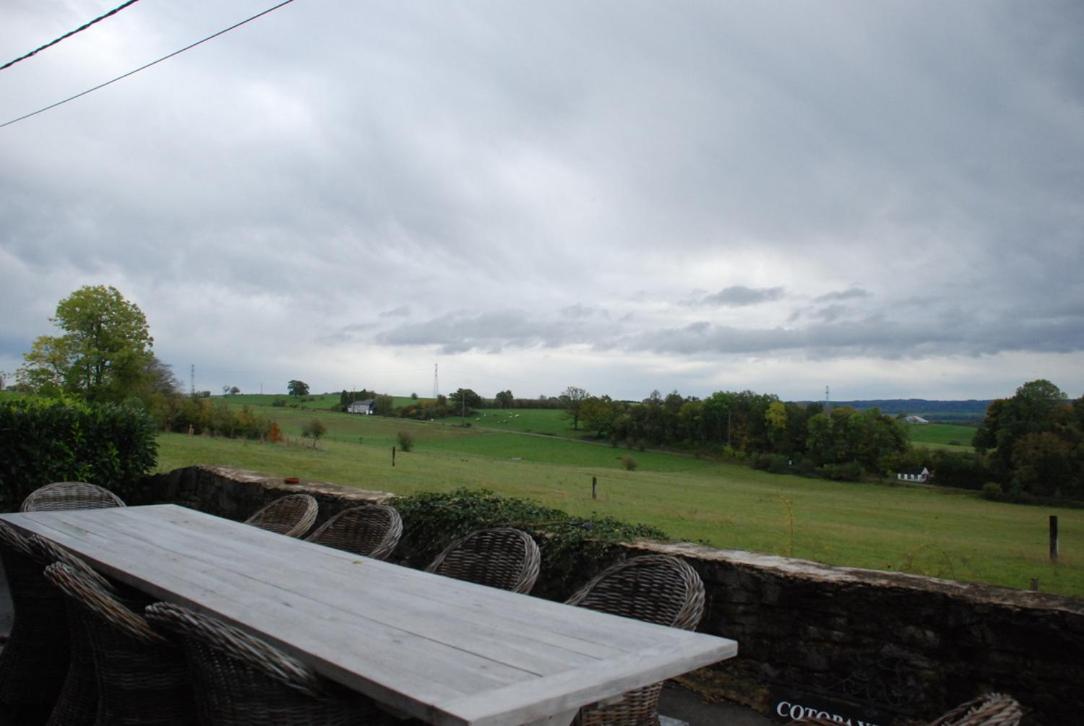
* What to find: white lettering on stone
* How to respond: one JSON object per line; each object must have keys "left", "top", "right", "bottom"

{"left": 772, "top": 700, "right": 877, "bottom": 726}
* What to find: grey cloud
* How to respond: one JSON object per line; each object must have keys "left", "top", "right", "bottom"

{"left": 2, "top": 2, "right": 1083, "bottom": 398}
{"left": 371, "top": 302, "right": 1084, "bottom": 360}
{"left": 815, "top": 288, "right": 870, "bottom": 303}
{"left": 701, "top": 286, "right": 785, "bottom": 307}
{"left": 622, "top": 314, "right": 1084, "bottom": 359}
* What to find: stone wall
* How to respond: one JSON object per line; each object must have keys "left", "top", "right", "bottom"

{"left": 134, "top": 464, "right": 391, "bottom": 526}
{"left": 141, "top": 467, "right": 1083, "bottom": 724}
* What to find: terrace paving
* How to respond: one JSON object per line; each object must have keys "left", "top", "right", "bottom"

{"left": 660, "top": 684, "right": 774, "bottom": 725}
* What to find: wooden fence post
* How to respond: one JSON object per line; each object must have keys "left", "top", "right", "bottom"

{"left": 592, "top": 476, "right": 597, "bottom": 500}
{"left": 1050, "top": 515, "right": 1059, "bottom": 562}
{"left": 392, "top": 446, "right": 396, "bottom": 468}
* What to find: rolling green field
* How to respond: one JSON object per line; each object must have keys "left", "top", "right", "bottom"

{"left": 156, "top": 400, "right": 1084, "bottom": 597}
{"left": 906, "top": 423, "right": 978, "bottom": 451}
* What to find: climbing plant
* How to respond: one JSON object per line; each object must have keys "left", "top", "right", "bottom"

{"left": 391, "top": 488, "right": 668, "bottom": 600}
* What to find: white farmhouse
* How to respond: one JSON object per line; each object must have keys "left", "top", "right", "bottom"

{"left": 896, "top": 466, "right": 930, "bottom": 483}
{"left": 347, "top": 400, "right": 375, "bottom": 415}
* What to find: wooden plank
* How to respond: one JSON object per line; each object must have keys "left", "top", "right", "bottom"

{"left": 4, "top": 510, "right": 513, "bottom": 715}
{"left": 448, "top": 642, "right": 738, "bottom": 726}
{"left": 0, "top": 506, "right": 738, "bottom": 726}
{"left": 38, "top": 507, "right": 637, "bottom": 670}
{"left": 85, "top": 506, "right": 687, "bottom": 657}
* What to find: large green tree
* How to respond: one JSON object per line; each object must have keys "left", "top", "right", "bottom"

{"left": 20, "top": 285, "right": 154, "bottom": 402}
{"left": 449, "top": 388, "right": 482, "bottom": 415}
{"left": 561, "top": 386, "right": 589, "bottom": 430}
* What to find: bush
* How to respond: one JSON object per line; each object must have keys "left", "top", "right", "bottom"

{"left": 397, "top": 431, "right": 415, "bottom": 452}
{"left": 621, "top": 455, "right": 637, "bottom": 471}
{"left": 766, "top": 454, "right": 791, "bottom": 474}
{"left": 0, "top": 397, "right": 157, "bottom": 510}
{"left": 391, "top": 489, "right": 666, "bottom": 599}
{"left": 982, "top": 482, "right": 1003, "bottom": 500}
{"left": 165, "top": 398, "right": 274, "bottom": 440}
{"left": 272, "top": 398, "right": 286, "bottom": 407}
{"left": 820, "top": 461, "right": 863, "bottom": 481}
{"left": 301, "top": 419, "right": 327, "bottom": 447}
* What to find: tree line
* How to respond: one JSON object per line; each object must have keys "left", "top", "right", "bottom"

{"left": 559, "top": 387, "right": 909, "bottom": 481}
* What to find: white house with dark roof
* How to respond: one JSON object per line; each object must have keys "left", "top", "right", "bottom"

{"left": 897, "top": 466, "right": 930, "bottom": 482}
{"left": 347, "top": 400, "right": 375, "bottom": 415}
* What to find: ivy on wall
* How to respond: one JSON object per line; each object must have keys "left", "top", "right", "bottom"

{"left": 391, "top": 488, "right": 668, "bottom": 600}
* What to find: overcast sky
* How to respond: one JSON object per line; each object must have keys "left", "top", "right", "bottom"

{"left": 2, "top": 1, "right": 1082, "bottom": 401}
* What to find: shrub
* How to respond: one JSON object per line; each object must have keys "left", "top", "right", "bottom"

{"left": 271, "top": 398, "right": 286, "bottom": 407}
{"left": 391, "top": 489, "right": 666, "bottom": 599}
{"left": 0, "top": 397, "right": 157, "bottom": 510}
{"left": 167, "top": 398, "right": 273, "bottom": 440}
{"left": 621, "top": 455, "right": 637, "bottom": 471}
{"left": 397, "top": 430, "right": 415, "bottom": 452}
{"left": 766, "top": 454, "right": 791, "bottom": 474}
{"left": 301, "top": 419, "right": 327, "bottom": 447}
{"left": 820, "top": 461, "right": 863, "bottom": 481}
{"left": 267, "top": 421, "right": 284, "bottom": 443}
{"left": 982, "top": 482, "right": 1003, "bottom": 500}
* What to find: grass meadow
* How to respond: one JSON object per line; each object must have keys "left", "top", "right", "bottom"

{"left": 906, "top": 423, "right": 978, "bottom": 451}
{"left": 156, "top": 398, "right": 1084, "bottom": 598}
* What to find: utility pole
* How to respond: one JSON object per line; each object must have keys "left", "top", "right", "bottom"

{"left": 190, "top": 364, "right": 195, "bottom": 396}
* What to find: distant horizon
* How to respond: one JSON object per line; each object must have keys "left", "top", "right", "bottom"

{"left": 215, "top": 387, "right": 1009, "bottom": 406}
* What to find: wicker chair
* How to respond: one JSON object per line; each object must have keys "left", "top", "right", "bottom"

{"left": 145, "top": 601, "right": 382, "bottom": 725}
{"left": 565, "top": 555, "right": 706, "bottom": 726}
{"left": 305, "top": 505, "right": 403, "bottom": 560}
{"left": 927, "top": 693, "right": 1023, "bottom": 726}
{"left": 0, "top": 522, "right": 115, "bottom": 723}
{"left": 21, "top": 481, "right": 126, "bottom": 512}
{"left": 244, "top": 494, "right": 318, "bottom": 538}
{"left": 44, "top": 562, "right": 195, "bottom": 725}
{"left": 425, "top": 527, "right": 541, "bottom": 594}
{"left": 0, "top": 522, "right": 71, "bottom": 720}
{"left": 787, "top": 693, "right": 1024, "bottom": 726}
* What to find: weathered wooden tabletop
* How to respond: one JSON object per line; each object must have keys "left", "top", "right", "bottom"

{"left": 1, "top": 504, "right": 737, "bottom": 726}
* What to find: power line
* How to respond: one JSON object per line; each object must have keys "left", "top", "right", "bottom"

{"left": 1, "top": 0, "right": 142, "bottom": 72}
{"left": 0, "top": 0, "right": 296, "bottom": 130}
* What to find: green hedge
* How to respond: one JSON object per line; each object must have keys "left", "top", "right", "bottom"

{"left": 391, "top": 488, "right": 667, "bottom": 600}
{"left": 0, "top": 397, "right": 157, "bottom": 511}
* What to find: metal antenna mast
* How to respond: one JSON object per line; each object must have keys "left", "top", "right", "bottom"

{"left": 190, "top": 364, "right": 195, "bottom": 396}
{"left": 433, "top": 363, "right": 439, "bottom": 398}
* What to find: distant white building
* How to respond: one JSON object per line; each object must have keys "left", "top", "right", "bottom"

{"left": 903, "top": 415, "right": 929, "bottom": 424}
{"left": 347, "top": 400, "right": 375, "bottom": 415}
{"left": 897, "top": 466, "right": 930, "bottom": 483}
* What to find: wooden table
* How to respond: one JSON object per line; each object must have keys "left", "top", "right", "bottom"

{"left": 1, "top": 505, "right": 737, "bottom": 726}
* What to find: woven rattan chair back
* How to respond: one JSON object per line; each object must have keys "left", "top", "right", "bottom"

{"left": 305, "top": 505, "right": 403, "bottom": 560}
{"left": 425, "top": 527, "right": 541, "bottom": 594}
{"left": 0, "top": 523, "right": 113, "bottom": 725}
{"left": 565, "top": 555, "right": 706, "bottom": 726}
{"left": 0, "top": 522, "right": 71, "bottom": 716}
{"left": 927, "top": 693, "right": 1024, "bottom": 726}
{"left": 244, "top": 494, "right": 318, "bottom": 538}
{"left": 566, "top": 555, "right": 706, "bottom": 630}
{"left": 21, "top": 481, "right": 126, "bottom": 512}
{"left": 44, "top": 562, "right": 195, "bottom": 725}
{"left": 145, "top": 602, "right": 378, "bottom": 725}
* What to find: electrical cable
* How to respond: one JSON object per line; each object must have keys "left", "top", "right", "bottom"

{"left": 1, "top": 1, "right": 142, "bottom": 72}
{"left": 0, "top": 0, "right": 296, "bottom": 130}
